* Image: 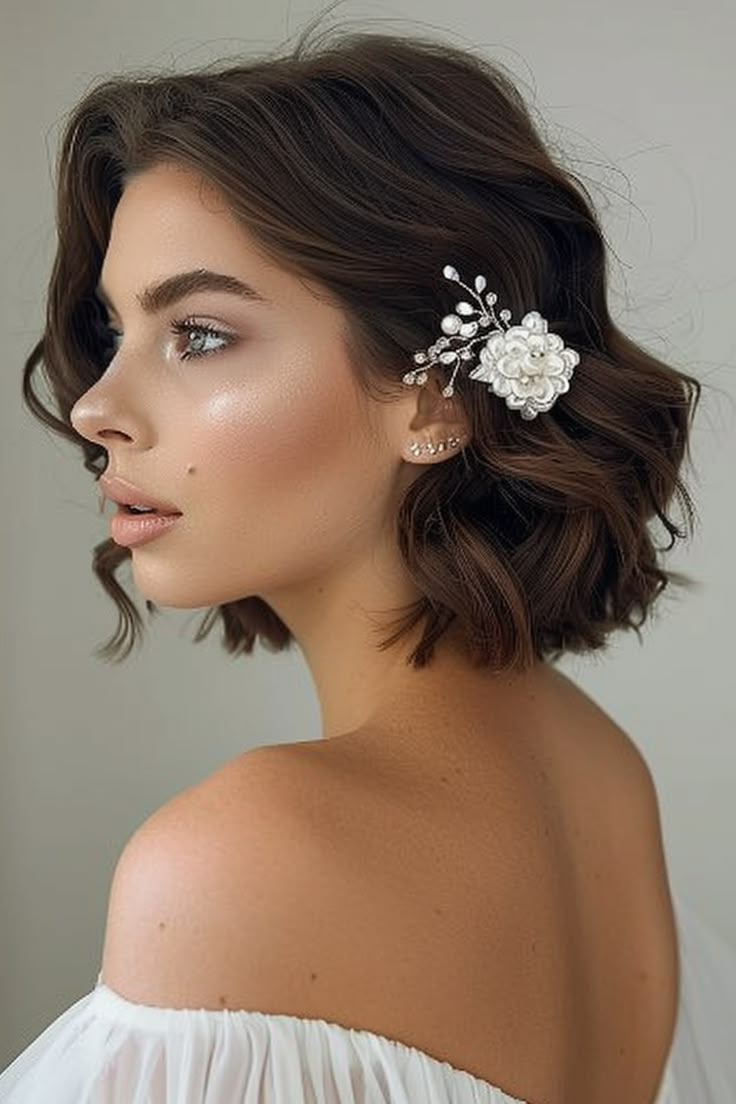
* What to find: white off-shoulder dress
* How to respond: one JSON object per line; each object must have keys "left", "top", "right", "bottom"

{"left": 0, "top": 889, "right": 734, "bottom": 1103}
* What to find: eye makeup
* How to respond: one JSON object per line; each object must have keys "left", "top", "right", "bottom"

{"left": 99, "top": 316, "right": 239, "bottom": 362}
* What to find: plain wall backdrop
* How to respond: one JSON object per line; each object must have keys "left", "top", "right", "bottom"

{"left": 1, "top": 0, "right": 734, "bottom": 1069}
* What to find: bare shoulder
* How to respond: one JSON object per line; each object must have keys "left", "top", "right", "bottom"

{"left": 99, "top": 744, "right": 338, "bottom": 1009}
{"left": 97, "top": 716, "right": 679, "bottom": 1104}
{"left": 118, "top": 742, "right": 313, "bottom": 844}
{"left": 557, "top": 666, "right": 668, "bottom": 834}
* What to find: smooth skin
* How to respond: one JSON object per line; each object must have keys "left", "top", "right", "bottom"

{"left": 70, "top": 160, "right": 517, "bottom": 742}
{"left": 71, "top": 162, "right": 679, "bottom": 1104}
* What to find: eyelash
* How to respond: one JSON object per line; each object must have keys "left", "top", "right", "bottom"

{"left": 102, "top": 317, "right": 237, "bottom": 361}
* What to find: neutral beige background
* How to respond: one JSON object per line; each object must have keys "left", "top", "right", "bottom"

{"left": 1, "top": 0, "right": 734, "bottom": 1068}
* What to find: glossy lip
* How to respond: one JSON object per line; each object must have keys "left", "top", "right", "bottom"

{"left": 99, "top": 474, "right": 182, "bottom": 514}
{"left": 110, "top": 509, "right": 182, "bottom": 548}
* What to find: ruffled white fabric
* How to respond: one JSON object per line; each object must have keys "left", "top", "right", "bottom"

{"left": 666, "top": 892, "right": 736, "bottom": 1102}
{"left": 0, "top": 888, "right": 734, "bottom": 1103}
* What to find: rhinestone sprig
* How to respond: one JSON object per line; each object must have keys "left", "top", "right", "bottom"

{"left": 403, "top": 265, "right": 511, "bottom": 398}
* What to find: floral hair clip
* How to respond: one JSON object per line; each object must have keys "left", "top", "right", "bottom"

{"left": 403, "top": 264, "right": 579, "bottom": 420}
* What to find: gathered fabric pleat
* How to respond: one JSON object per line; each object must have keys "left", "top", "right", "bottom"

{"left": 2, "top": 888, "right": 736, "bottom": 1103}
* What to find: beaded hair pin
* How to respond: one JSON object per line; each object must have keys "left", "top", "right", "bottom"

{"left": 402, "top": 264, "right": 579, "bottom": 420}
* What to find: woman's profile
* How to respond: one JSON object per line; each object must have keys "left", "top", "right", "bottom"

{"left": 2, "top": 10, "right": 736, "bottom": 1104}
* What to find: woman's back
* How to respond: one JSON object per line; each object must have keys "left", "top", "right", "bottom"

{"left": 228, "top": 660, "right": 679, "bottom": 1104}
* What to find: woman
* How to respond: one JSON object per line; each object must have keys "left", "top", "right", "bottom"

{"left": 2, "top": 14, "right": 735, "bottom": 1104}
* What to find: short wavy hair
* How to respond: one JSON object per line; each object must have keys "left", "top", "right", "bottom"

{"left": 23, "top": 13, "right": 704, "bottom": 671}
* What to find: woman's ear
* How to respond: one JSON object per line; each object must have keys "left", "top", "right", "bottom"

{"left": 397, "top": 367, "right": 472, "bottom": 464}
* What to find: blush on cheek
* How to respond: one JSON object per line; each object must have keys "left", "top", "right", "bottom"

{"left": 198, "top": 358, "right": 373, "bottom": 476}
{"left": 182, "top": 365, "right": 373, "bottom": 544}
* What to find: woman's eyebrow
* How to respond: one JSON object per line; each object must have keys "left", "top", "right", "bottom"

{"left": 95, "top": 268, "right": 273, "bottom": 314}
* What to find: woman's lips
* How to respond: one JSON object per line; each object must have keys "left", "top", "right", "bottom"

{"left": 110, "top": 507, "right": 182, "bottom": 547}
{"left": 99, "top": 473, "right": 182, "bottom": 515}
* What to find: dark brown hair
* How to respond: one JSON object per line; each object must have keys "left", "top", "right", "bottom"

{"left": 22, "top": 12, "right": 704, "bottom": 671}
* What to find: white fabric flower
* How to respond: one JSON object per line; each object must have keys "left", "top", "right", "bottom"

{"left": 468, "top": 311, "right": 579, "bottom": 420}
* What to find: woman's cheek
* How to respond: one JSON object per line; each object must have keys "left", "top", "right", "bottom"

{"left": 192, "top": 354, "right": 372, "bottom": 490}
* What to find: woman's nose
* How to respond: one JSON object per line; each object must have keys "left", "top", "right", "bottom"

{"left": 70, "top": 391, "right": 127, "bottom": 444}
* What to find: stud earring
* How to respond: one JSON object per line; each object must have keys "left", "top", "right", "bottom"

{"left": 408, "top": 435, "right": 462, "bottom": 458}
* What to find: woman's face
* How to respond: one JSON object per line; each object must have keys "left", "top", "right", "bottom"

{"left": 70, "top": 162, "right": 416, "bottom": 615}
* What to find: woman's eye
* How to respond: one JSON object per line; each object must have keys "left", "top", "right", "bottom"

{"left": 99, "top": 318, "right": 236, "bottom": 362}
{"left": 170, "top": 319, "right": 236, "bottom": 360}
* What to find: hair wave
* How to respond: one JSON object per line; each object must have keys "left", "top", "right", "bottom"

{"left": 22, "top": 11, "right": 704, "bottom": 671}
